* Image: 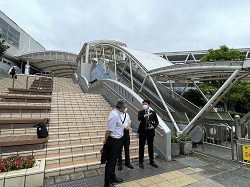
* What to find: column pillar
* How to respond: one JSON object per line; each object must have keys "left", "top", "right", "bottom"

{"left": 80, "top": 55, "right": 84, "bottom": 76}
{"left": 25, "top": 60, "right": 30, "bottom": 75}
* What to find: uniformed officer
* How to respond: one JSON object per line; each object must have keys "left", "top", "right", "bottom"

{"left": 117, "top": 107, "right": 134, "bottom": 171}
{"left": 103, "top": 100, "right": 127, "bottom": 187}
{"left": 137, "top": 99, "right": 159, "bottom": 169}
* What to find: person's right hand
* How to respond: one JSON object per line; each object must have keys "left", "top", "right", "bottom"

{"left": 103, "top": 139, "right": 106, "bottom": 144}
{"left": 125, "top": 125, "right": 130, "bottom": 130}
{"left": 144, "top": 113, "right": 152, "bottom": 117}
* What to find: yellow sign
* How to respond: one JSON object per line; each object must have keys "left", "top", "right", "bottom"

{"left": 243, "top": 145, "right": 250, "bottom": 164}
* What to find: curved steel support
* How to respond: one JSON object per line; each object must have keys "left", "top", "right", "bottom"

{"left": 182, "top": 69, "right": 241, "bottom": 134}
{"left": 149, "top": 76, "right": 180, "bottom": 133}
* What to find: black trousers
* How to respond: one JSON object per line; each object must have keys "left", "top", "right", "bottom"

{"left": 139, "top": 130, "right": 154, "bottom": 163}
{"left": 117, "top": 130, "right": 130, "bottom": 165}
{"left": 105, "top": 136, "right": 123, "bottom": 185}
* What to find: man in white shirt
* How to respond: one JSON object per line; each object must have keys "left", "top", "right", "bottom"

{"left": 103, "top": 100, "right": 127, "bottom": 187}
{"left": 117, "top": 108, "right": 134, "bottom": 171}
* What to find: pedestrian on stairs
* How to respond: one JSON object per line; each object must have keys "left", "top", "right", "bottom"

{"left": 117, "top": 107, "right": 134, "bottom": 171}
{"left": 10, "top": 67, "right": 16, "bottom": 79}
{"left": 137, "top": 99, "right": 159, "bottom": 169}
{"left": 103, "top": 99, "right": 127, "bottom": 187}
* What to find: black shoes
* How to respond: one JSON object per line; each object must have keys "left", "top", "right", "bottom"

{"left": 139, "top": 162, "right": 144, "bottom": 169}
{"left": 150, "top": 161, "right": 158, "bottom": 168}
{"left": 125, "top": 163, "right": 134, "bottom": 169}
{"left": 118, "top": 164, "right": 123, "bottom": 171}
{"left": 104, "top": 183, "right": 115, "bottom": 187}
{"left": 112, "top": 177, "right": 123, "bottom": 183}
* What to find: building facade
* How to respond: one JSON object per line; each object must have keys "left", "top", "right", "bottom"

{"left": 0, "top": 10, "right": 45, "bottom": 72}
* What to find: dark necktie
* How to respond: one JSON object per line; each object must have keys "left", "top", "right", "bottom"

{"left": 145, "top": 110, "right": 149, "bottom": 129}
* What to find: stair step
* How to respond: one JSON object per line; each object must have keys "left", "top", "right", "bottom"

{"left": 44, "top": 152, "right": 149, "bottom": 177}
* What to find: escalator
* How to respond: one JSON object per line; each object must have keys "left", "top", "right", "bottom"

{"left": 115, "top": 64, "right": 232, "bottom": 121}
{"left": 92, "top": 61, "right": 233, "bottom": 142}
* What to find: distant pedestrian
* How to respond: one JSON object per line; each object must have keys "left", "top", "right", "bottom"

{"left": 137, "top": 99, "right": 159, "bottom": 169}
{"left": 104, "top": 99, "right": 127, "bottom": 187}
{"left": 10, "top": 67, "right": 16, "bottom": 79}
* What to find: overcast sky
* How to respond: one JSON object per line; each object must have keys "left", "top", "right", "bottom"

{"left": 1, "top": 0, "right": 250, "bottom": 53}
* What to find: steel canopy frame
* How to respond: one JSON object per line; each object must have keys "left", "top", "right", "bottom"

{"left": 16, "top": 51, "right": 77, "bottom": 77}
{"left": 79, "top": 40, "right": 250, "bottom": 136}
{"left": 86, "top": 42, "right": 180, "bottom": 133}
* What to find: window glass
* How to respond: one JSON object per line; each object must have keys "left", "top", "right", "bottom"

{"left": 0, "top": 18, "right": 20, "bottom": 47}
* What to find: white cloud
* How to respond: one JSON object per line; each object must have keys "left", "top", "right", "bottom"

{"left": 1, "top": 0, "right": 250, "bottom": 53}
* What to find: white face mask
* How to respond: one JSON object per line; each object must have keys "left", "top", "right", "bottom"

{"left": 124, "top": 107, "right": 128, "bottom": 113}
{"left": 143, "top": 104, "right": 149, "bottom": 110}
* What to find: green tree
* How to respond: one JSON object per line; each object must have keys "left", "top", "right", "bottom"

{"left": 182, "top": 89, "right": 206, "bottom": 107}
{"left": 228, "top": 81, "right": 250, "bottom": 112}
{"left": 200, "top": 45, "right": 246, "bottom": 62}
{"left": 198, "top": 81, "right": 250, "bottom": 113}
{"left": 197, "top": 45, "right": 248, "bottom": 113}
{"left": 0, "top": 35, "right": 9, "bottom": 57}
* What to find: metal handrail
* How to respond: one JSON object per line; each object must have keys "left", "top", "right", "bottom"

{"left": 11, "top": 74, "right": 53, "bottom": 89}
{"left": 201, "top": 122, "right": 235, "bottom": 160}
{"left": 109, "top": 63, "right": 190, "bottom": 123}
{"left": 88, "top": 79, "right": 172, "bottom": 160}
{"left": 101, "top": 82, "right": 164, "bottom": 137}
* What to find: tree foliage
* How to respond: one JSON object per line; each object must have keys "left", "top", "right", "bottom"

{"left": 182, "top": 89, "right": 206, "bottom": 107}
{"left": 200, "top": 45, "right": 246, "bottom": 62}
{"left": 0, "top": 35, "right": 9, "bottom": 58}
{"left": 198, "top": 81, "right": 250, "bottom": 113}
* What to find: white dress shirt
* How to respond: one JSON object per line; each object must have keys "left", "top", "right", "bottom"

{"left": 120, "top": 112, "right": 131, "bottom": 128}
{"left": 106, "top": 109, "right": 124, "bottom": 139}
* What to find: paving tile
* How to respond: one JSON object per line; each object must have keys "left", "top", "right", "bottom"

{"left": 201, "top": 178, "right": 226, "bottom": 187}
{"left": 189, "top": 173, "right": 207, "bottom": 181}
{"left": 123, "top": 181, "right": 142, "bottom": 187}
{"left": 147, "top": 175, "right": 166, "bottom": 184}
{"left": 179, "top": 167, "right": 197, "bottom": 175}
{"left": 176, "top": 157, "right": 208, "bottom": 168}
{"left": 158, "top": 181, "right": 175, "bottom": 187}
{"left": 171, "top": 176, "right": 197, "bottom": 186}
{"left": 136, "top": 178, "right": 156, "bottom": 186}
{"left": 184, "top": 181, "right": 209, "bottom": 187}
{"left": 159, "top": 172, "right": 176, "bottom": 180}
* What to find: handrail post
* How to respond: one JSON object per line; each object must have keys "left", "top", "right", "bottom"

{"left": 231, "top": 125, "right": 234, "bottom": 160}
{"left": 26, "top": 76, "right": 29, "bottom": 89}
{"left": 235, "top": 115, "right": 241, "bottom": 139}
{"left": 202, "top": 126, "right": 205, "bottom": 152}
{"left": 12, "top": 76, "right": 15, "bottom": 88}
{"left": 39, "top": 76, "right": 42, "bottom": 89}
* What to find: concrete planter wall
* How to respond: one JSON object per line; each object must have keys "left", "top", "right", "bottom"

{"left": 0, "top": 159, "right": 45, "bottom": 187}
{"left": 180, "top": 141, "right": 193, "bottom": 155}
{"left": 171, "top": 143, "right": 180, "bottom": 157}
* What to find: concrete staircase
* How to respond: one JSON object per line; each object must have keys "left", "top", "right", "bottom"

{"left": 0, "top": 76, "right": 145, "bottom": 185}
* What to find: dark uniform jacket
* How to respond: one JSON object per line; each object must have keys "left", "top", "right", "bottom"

{"left": 137, "top": 109, "right": 159, "bottom": 137}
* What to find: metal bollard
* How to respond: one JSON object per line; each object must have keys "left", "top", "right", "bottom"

{"left": 248, "top": 123, "right": 250, "bottom": 139}
{"left": 235, "top": 115, "right": 241, "bottom": 139}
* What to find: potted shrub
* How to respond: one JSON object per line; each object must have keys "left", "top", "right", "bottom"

{"left": 171, "top": 136, "right": 180, "bottom": 157}
{"left": 179, "top": 134, "right": 193, "bottom": 155}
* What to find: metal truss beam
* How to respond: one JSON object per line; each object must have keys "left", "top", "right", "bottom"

{"left": 182, "top": 69, "right": 241, "bottom": 134}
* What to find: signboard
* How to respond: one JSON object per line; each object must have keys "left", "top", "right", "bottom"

{"left": 242, "top": 145, "right": 250, "bottom": 164}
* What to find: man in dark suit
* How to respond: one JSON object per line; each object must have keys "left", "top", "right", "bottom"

{"left": 137, "top": 99, "right": 159, "bottom": 169}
